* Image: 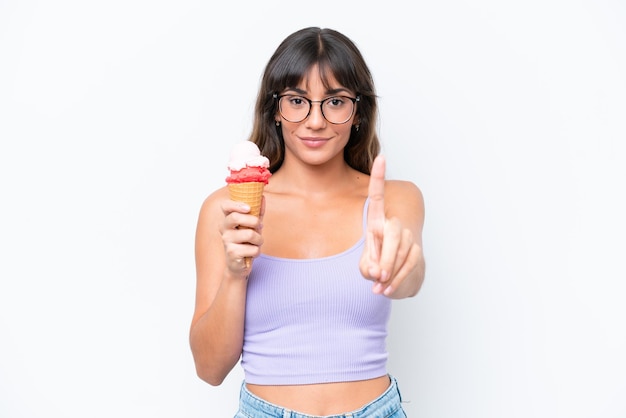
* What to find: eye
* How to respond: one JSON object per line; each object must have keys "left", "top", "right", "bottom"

{"left": 287, "top": 96, "right": 307, "bottom": 108}
{"left": 326, "top": 97, "right": 347, "bottom": 108}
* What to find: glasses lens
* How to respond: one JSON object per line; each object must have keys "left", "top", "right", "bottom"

{"left": 279, "top": 96, "right": 309, "bottom": 123}
{"left": 279, "top": 96, "right": 356, "bottom": 124}
{"left": 321, "top": 96, "right": 355, "bottom": 124}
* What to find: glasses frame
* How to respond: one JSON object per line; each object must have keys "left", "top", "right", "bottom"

{"left": 273, "top": 93, "right": 360, "bottom": 125}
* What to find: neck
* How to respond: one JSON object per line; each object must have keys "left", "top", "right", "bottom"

{"left": 270, "top": 155, "right": 361, "bottom": 197}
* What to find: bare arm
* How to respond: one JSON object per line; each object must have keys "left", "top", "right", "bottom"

{"left": 189, "top": 188, "right": 264, "bottom": 385}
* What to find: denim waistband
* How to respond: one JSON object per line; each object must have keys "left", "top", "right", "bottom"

{"left": 237, "top": 375, "right": 404, "bottom": 418}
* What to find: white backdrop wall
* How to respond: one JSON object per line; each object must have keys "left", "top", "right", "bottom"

{"left": 1, "top": 1, "right": 625, "bottom": 417}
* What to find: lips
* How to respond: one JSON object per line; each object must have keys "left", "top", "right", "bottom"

{"left": 300, "top": 138, "right": 329, "bottom": 148}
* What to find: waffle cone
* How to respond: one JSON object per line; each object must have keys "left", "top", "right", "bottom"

{"left": 227, "top": 182, "right": 265, "bottom": 216}
{"left": 228, "top": 182, "right": 265, "bottom": 269}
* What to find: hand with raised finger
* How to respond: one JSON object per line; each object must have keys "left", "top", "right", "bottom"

{"left": 359, "top": 155, "right": 414, "bottom": 296}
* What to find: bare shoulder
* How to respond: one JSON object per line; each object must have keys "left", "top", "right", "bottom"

{"left": 195, "top": 186, "right": 230, "bottom": 253}
{"left": 198, "top": 186, "right": 229, "bottom": 219}
{"left": 385, "top": 180, "right": 424, "bottom": 208}
{"left": 384, "top": 180, "right": 425, "bottom": 230}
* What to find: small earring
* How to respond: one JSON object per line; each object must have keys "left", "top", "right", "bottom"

{"left": 276, "top": 120, "right": 281, "bottom": 126}
{"left": 355, "top": 124, "right": 360, "bottom": 132}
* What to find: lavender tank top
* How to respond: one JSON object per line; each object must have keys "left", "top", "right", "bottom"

{"left": 241, "top": 198, "right": 392, "bottom": 385}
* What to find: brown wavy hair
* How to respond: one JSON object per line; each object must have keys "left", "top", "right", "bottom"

{"left": 248, "top": 27, "right": 379, "bottom": 175}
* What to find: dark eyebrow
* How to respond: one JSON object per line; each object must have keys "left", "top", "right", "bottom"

{"left": 284, "top": 87, "right": 307, "bottom": 95}
{"left": 283, "top": 87, "right": 353, "bottom": 96}
{"left": 326, "top": 88, "right": 352, "bottom": 96}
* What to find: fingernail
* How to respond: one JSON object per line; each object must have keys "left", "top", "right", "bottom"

{"left": 369, "top": 267, "right": 378, "bottom": 279}
{"left": 383, "top": 285, "right": 393, "bottom": 296}
{"left": 380, "top": 270, "right": 389, "bottom": 282}
{"left": 373, "top": 282, "right": 384, "bottom": 294}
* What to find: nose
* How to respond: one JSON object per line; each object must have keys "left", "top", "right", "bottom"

{"left": 305, "top": 102, "right": 327, "bottom": 129}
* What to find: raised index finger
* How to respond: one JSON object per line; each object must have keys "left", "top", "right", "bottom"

{"left": 367, "top": 155, "right": 385, "bottom": 236}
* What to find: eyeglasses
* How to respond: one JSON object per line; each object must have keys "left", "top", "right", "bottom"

{"left": 274, "top": 93, "right": 360, "bottom": 125}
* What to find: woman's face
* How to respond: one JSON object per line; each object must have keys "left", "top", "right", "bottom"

{"left": 276, "top": 65, "right": 358, "bottom": 168}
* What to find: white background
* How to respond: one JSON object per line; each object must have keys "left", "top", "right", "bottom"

{"left": 1, "top": 1, "right": 625, "bottom": 417}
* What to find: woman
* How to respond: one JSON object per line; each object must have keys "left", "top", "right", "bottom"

{"left": 190, "top": 27, "right": 425, "bottom": 417}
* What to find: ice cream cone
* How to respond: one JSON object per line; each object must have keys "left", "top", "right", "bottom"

{"left": 225, "top": 142, "right": 271, "bottom": 269}
{"left": 228, "top": 182, "right": 265, "bottom": 216}
{"left": 228, "top": 182, "right": 265, "bottom": 268}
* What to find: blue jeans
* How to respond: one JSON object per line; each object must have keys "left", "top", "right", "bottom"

{"left": 234, "top": 375, "right": 407, "bottom": 418}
